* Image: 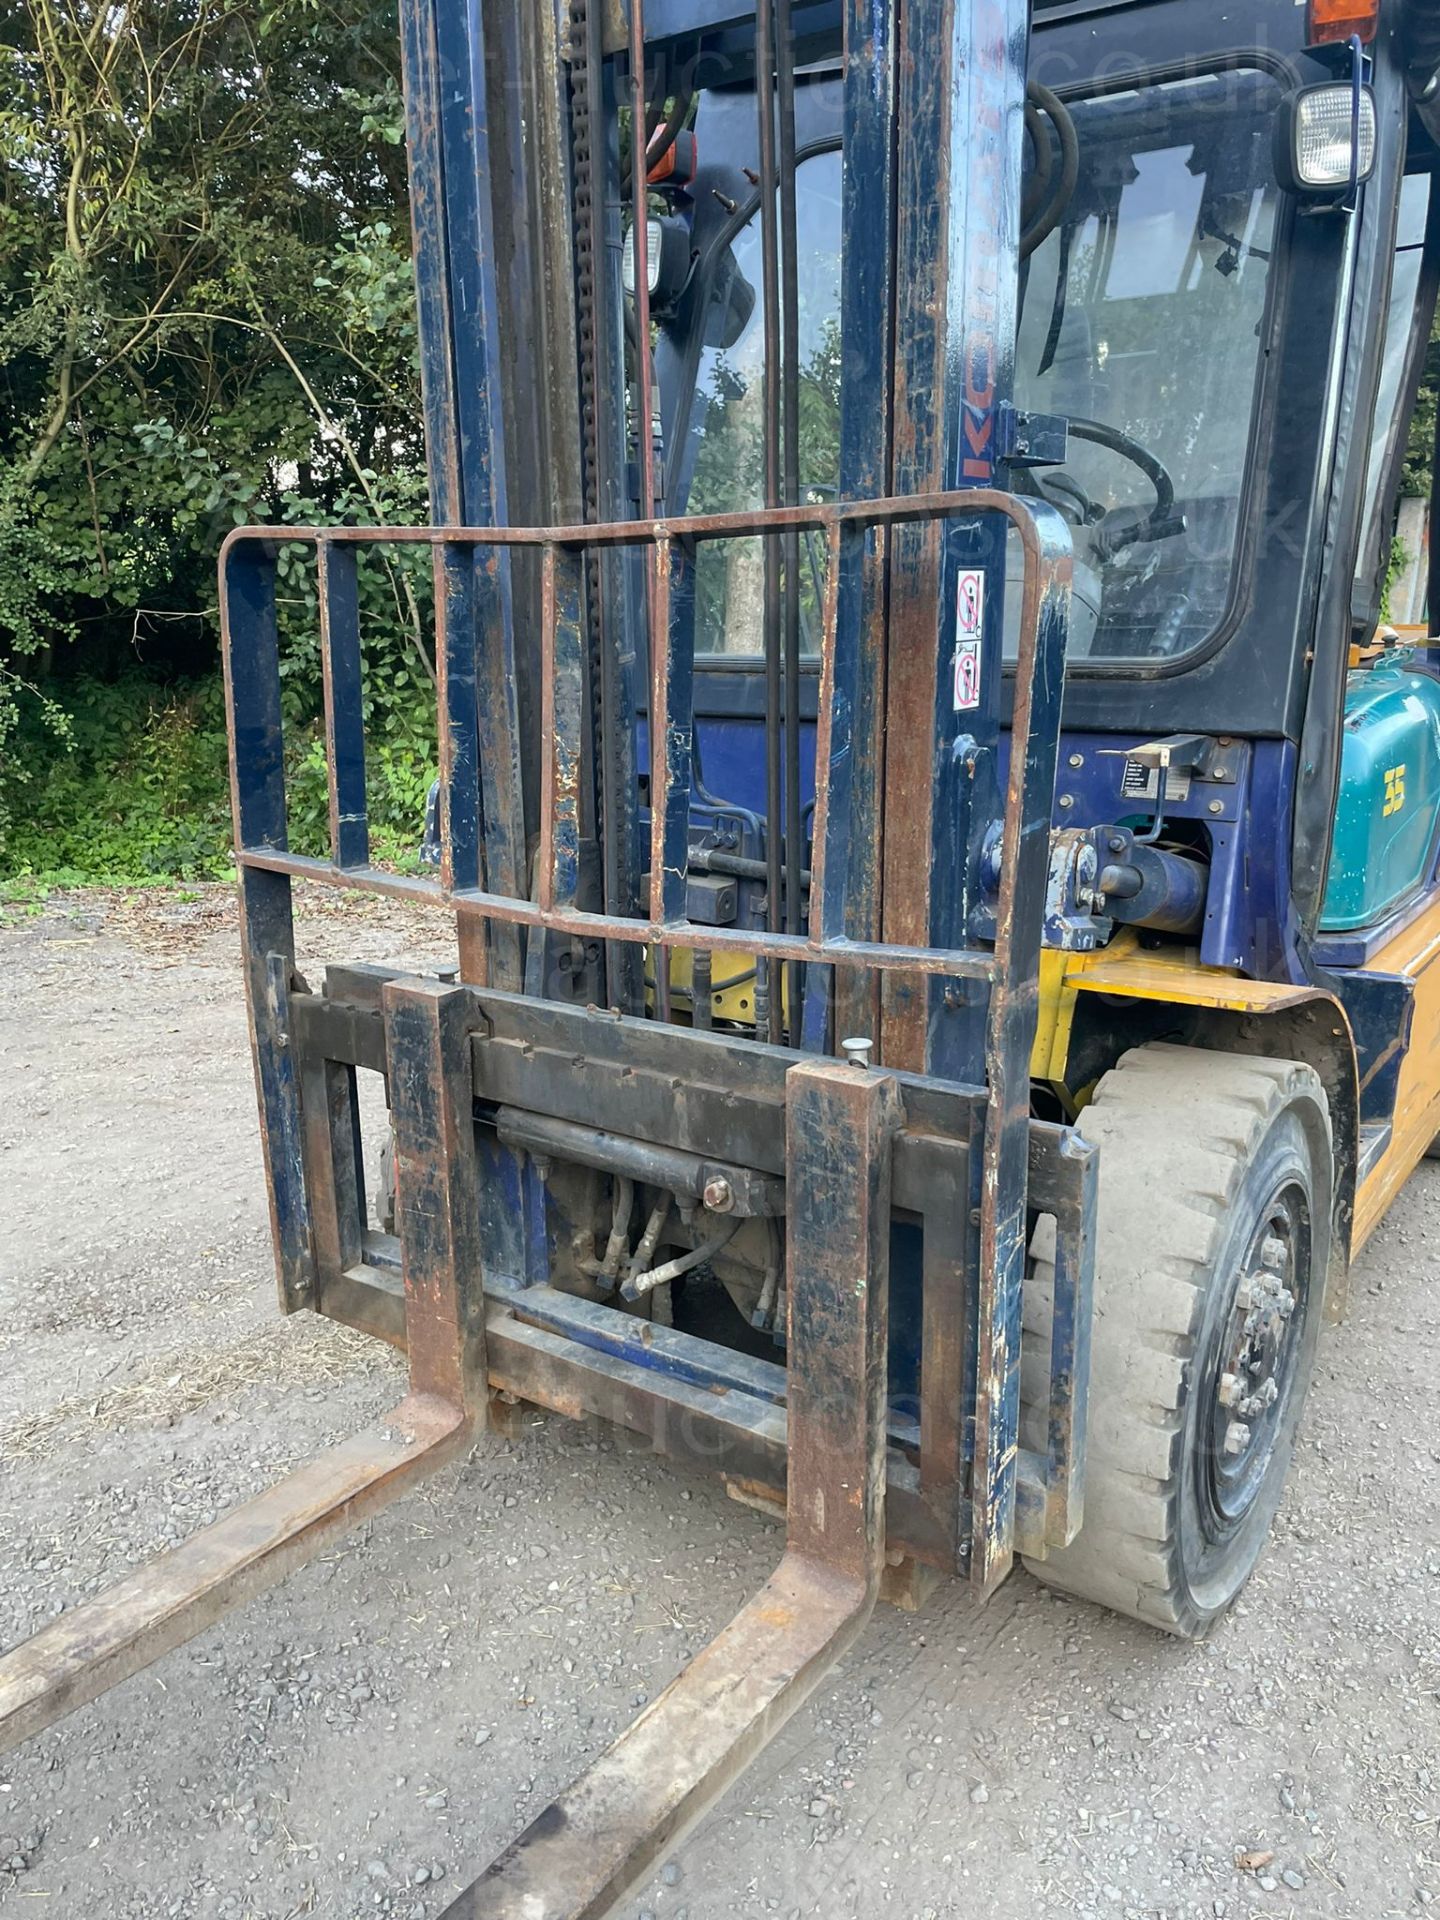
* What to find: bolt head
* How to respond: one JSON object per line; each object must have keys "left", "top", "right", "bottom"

{"left": 1223, "top": 1420, "right": 1252, "bottom": 1457}
{"left": 1218, "top": 1372, "right": 1242, "bottom": 1408}
{"left": 703, "top": 1176, "right": 735, "bottom": 1214}
{"left": 1208, "top": 800, "right": 1224, "bottom": 816}
{"left": 1261, "top": 1235, "right": 1287, "bottom": 1272}
{"left": 841, "top": 1037, "right": 874, "bottom": 1070}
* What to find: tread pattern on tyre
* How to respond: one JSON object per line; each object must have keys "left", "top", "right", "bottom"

{"left": 1019, "top": 1043, "right": 1329, "bottom": 1638}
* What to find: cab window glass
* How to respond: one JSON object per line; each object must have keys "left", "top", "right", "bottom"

{"left": 686, "top": 149, "right": 842, "bottom": 657}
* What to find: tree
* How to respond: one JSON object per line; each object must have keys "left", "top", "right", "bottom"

{"left": 0, "top": 0, "right": 428, "bottom": 867}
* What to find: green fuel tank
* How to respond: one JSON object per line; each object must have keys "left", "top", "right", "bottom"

{"left": 1320, "top": 651, "right": 1440, "bottom": 935}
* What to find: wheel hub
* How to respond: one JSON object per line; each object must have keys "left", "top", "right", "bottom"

{"left": 1206, "top": 1190, "right": 1309, "bottom": 1526}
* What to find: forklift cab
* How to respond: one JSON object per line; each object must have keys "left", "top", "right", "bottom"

{"left": 640, "top": 0, "right": 1440, "bottom": 1180}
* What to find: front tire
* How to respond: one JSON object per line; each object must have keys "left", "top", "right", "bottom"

{"left": 1021, "top": 1043, "right": 1333, "bottom": 1640}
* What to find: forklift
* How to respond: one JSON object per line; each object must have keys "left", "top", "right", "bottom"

{"left": 6, "top": 0, "right": 1440, "bottom": 1912}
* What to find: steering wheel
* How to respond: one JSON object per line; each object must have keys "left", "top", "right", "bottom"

{"left": 1041, "top": 417, "right": 1185, "bottom": 562}
{"left": 1037, "top": 468, "right": 1106, "bottom": 528}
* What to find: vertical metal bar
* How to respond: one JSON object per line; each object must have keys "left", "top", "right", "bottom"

{"left": 576, "top": 9, "right": 644, "bottom": 1016}
{"left": 540, "top": 542, "right": 586, "bottom": 914}
{"left": 484, "top": 1, "right": 583, "bottom": 861}
{"left": 664, "top": 537, "right": 695, "bottom": 933}
{"left": 971, "top": 516, "right": 1071, "bottom": 1592}
{"left": 648, "top": 535, "right": 694, "bottom": 1028}
{"left": 692, "top": 949, "right": 713, "bottom": 1030}
{"left": 627, "top": 0, "right": 665, "bottom": 1025}
{"left": 805, "top": 521, "right": 842, "bottom": 952}
{"left": 808, "top": 0, "right": 900, "bottom": 1057}
{"left": 784, "top": 1058, "right": 899, "bottom": 1579}
{"left": 317, "top": 541, "right": 370, "bottom": 872}
{"left": 755, "top": 0, "right": 785, "bottom": 1043}
{"left": 882, "top": 0, "right": 1029, "bottom": 1084}
{"left": 917, "top": 1157, "right": 971, "bottom": 1563}
{"left": 434, "top": 541, "right": 487, "bottom": 987}
{"left": 398, "top": 0, "right": 480, "bottom": 984}
{"left": 382, "top": 979, "right": 489, "bottom": 1419}
{"left": 627, "top": 1, "right": 657, "bottom": 524}
{"left": 300, "top": 1057, "right": 367, "bottom": 1293}
{"left": 402, "top": 0, "right": 527, "bottom": 990}
{"left": 397, "top": 0, "right": 462, "bottom": 530}
{"left": 220, "top": 539, "right": 313, "bottom": 1316}
{"left": 647, "top": 536, "right": 669, "bottom": 936}
{"left": 776, "top": 0, "right": 803, "bottom": 1044}
{"left": 648, "top": 537, "right": 673, "bottom": 1026}
{"left": 648, "top": 535, "right": 692, "bottom": 936}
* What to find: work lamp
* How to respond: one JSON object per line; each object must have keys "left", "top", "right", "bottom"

{"left": 622, "top": 215, "right": 691, "bottom": 307}
{"left": 1274, "top": 82, "right": 1378, "bottom": 197}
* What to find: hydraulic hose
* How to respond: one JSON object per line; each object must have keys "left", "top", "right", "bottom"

{"left": 622, "top": 1217, "right": 743, "bottom": 1300}
{"left": 1021, "top": 81, "right": 1079, "bottom": 260}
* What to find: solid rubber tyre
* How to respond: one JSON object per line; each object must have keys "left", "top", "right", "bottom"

{"left": 1020, "top": 1043, "right": 1333, "bottom": 1640}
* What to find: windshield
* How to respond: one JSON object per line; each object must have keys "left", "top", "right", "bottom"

{"left": 678, "top": 66, "right": 1283, "bottom": 669}
{"left": 1014, "top": 68, "right": 1283, "bottom": 663}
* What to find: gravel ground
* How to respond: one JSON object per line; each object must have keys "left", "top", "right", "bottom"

{"left": 2, "top": 884, "right": 1439, "bottom": 1919}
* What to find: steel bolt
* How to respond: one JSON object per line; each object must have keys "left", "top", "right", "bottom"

{"left": 1261, "top": 1235, "right": 1287, "bottom": 1272}
{"left": 1068, "top": 753, "right": 1084, "bottom": 769}
{"left": 841, "top": 1037, "right": 874, "bottom": 1071}
{"left": 1218, "top": 1372, "right": 1242, "bottom": 1408}
{"left": 1223, "top": 1420, "right": 1253, "bottom": 1457}
{"left": 1208, "top": 800, "right": 1224, "bottom": 816}
{"left": 703, "top": 1176, "right": 735, "bottom": 1214}
{"left": 1059, "top": 794, "right": 1075, "bottom": 811}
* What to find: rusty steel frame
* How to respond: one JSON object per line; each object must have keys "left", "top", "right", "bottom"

{"left": 217, "top": 485, "right": 1069, "bottom": 988}
{"left": 217, "top": 474, "right": 1074, "bottom": 1595}
{"left": 278, "top": 962, "right": 1094, "bottom": 1568}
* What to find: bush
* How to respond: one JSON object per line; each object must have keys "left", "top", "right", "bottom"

{"left": 1, "top": 662, "right": 436, "bottom": 884}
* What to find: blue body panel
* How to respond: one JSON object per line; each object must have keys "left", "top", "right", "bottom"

{"left": 1320, "top": 654, "right": 1440, "bottom": 935}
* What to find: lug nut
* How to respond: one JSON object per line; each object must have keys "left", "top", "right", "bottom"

{"left": 703, "top": 1176, "right": 735, "bottom": 1214}
{"left": 1261, "top": 1235, "right": 1287, "bottom": 1272}
{"left": 1223, "top": 1421, "right": 1253, "bottom": 1457}
{"left": 1218, "top": 1372, "right": 1242, "bottom": 1408}
{"left": 1241, "top": 1379, "right": 1279, "bottom": 1419}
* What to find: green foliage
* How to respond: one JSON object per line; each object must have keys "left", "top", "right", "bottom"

{"left": 1381, "top": 536, "right": 1411, "bottom": 626}
{"left": 3, "top": 664, "right": 434, "bottom": 883}
{"left": 5, "top": 673, "right": 232, "bottom": 879}
{"left": 0, "top": 0, "right": 428, "bottom": 876}
{"left": 1404, "top": 310, "right": 1440, "bottom": 500}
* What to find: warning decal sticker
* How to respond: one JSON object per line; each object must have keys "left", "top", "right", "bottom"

{"left": 954, "top": 568, "right": 985, "bottom": 711}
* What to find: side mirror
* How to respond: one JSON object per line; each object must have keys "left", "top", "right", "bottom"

{"left": 703, "top": 248, "right": 757, "bottom": 351}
